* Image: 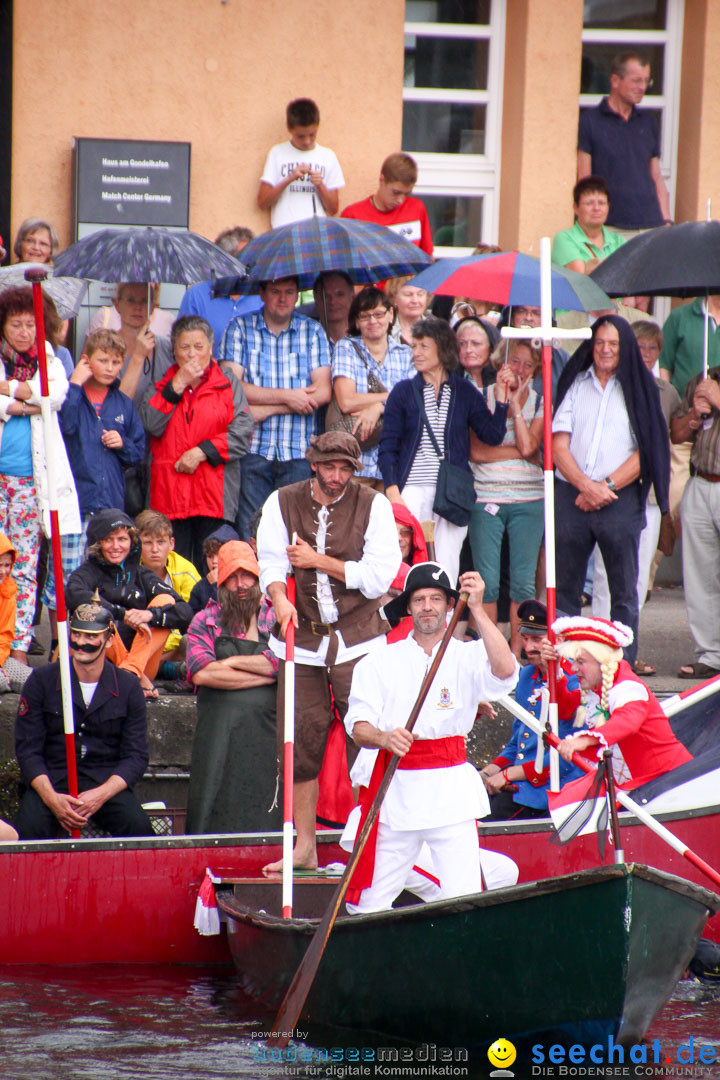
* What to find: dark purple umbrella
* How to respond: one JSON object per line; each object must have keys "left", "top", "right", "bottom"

{"left": 53, "top": 226, "right": 246, "bottom": 285}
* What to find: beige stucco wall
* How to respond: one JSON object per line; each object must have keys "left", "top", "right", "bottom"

{"left": 11, "top": 0, "right": 405, "bottom": 249}
{"left": 499, "top": 0, "right": 584, "bottom": 253}
{"left": 11, "top": 0, "right": 718, "bottom": 256}
{"left": 676, "top": 0, "right": 720, "bottom": 224}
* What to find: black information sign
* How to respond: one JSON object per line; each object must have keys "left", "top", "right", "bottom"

{"left": 73, "top": 138, "right": 191, "bottom": 229}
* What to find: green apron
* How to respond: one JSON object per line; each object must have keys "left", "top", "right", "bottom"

{"left": 185, "top": 634, "right": 282, "bottom": 834}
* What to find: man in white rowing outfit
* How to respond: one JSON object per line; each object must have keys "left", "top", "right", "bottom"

{"left": 342, "top": 562, "right": 518, "bottom": 914}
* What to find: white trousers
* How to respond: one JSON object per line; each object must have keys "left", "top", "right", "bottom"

{"left": 401, "top": 483, "right": 467, "bottom": 586}
{"left": 591, "top": 501, "right": 661, "bottom": 619}
{"left": 346, "top": 819, "right": 481, "bottom": 915}
{"left": 404, "top": 844, "right": 519, "bottom": 901}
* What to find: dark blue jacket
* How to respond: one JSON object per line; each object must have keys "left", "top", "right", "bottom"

{"left": 59, "top": 381, "right": 146, "bottom": 515}
{"left": 497, "top": 662, "right": 584, "bottom": 810}
{"left": 15, "top": 659, "right": 148, "bottom": 791}
{"left": 378, "top": 372, "right": 509, "bottom": 490}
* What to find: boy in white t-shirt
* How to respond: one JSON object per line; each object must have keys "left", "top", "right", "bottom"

{"left": 257, "top": 98, "right": 345, "bottom": 229}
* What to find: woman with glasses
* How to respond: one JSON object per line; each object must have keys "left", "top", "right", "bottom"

{"left": 551, "top": 176, "right": 625, "bottom": 275}
{"left": 12, "top": 218, "right": 59, "bottom": 265}
{"left": 468, "top": 340, "right": 545, "bottom": 656}
{"left": 330, "top": 286, "right": 413, "bottom": 488}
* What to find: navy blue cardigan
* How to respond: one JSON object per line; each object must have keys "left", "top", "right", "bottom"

{"left": 378, "top": 372, "right": 509, "bottom": 490}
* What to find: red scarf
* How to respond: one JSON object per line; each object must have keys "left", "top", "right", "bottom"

{"left": 1, "top": 337, "right": 38, "bottom": 382}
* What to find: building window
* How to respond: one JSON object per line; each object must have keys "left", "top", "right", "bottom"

{"left": 403, "top": 0, "right": 505, "bottom": 255}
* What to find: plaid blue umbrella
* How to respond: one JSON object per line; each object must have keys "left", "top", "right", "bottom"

{"left": 407, "top": 251, "right": 613, "bottom": 312}
{"left": 53, "top": 226, "right": 246, "bottom": 285}
{"left": 0, "top": 263, "right": 88, "bottom": 318}
{"left": 213, "top": 216, "right": 432, "bottom": 294}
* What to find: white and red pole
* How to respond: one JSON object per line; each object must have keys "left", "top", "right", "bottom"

{"left": 26, "top": 267, "right": 80, "bottom": 837}
{"left": 499, "top": 692, "right": 720, "bottom": 891}
{"left": 501, "top": 238, "right": 591, "bottom": 791}
{"left": 282, "top": 574, "right": 296, "bottom": 918}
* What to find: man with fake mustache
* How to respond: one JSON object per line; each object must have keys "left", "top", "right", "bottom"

{"left": 14, "top": 603, "right": 153, "bottom": 839}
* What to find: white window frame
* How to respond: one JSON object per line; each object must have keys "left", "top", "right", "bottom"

{"left": 403, "top": 1, "right": 506, "bottom": 256}
{"left": 579, "top": 0, "right": 685, "bottom": 218}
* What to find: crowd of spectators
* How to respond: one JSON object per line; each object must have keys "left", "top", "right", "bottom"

{"left": 0, "top": 64, "right": 711, "bottom": 841}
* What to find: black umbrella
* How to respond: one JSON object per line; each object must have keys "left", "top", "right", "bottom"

{"left": 591, "top": 220, "right": 720, "bottom": 376}
{"left": 590, "top": 221, "right": 720, "bottom": 299}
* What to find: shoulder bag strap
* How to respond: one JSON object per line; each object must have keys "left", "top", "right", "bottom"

{"left": 411, "top": 377, "right": 444, "bottom": 460}
{"left": 349, "top": 338, "right": 388, "bottom": 394}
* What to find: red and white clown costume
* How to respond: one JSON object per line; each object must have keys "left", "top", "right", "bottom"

{"left": 553, "top": 616, "right": 692, "bottom": 788}
{"left": 341, "top": 612, "right": 519, "bottom": 914}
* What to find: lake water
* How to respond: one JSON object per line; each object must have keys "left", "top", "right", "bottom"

{"left": 1, "top": 965, "right": 720, "bottom": 1080}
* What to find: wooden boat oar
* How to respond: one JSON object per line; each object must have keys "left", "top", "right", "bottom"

{"left": 497, "top": 693, "right": 720, "bottom": 891}
{"left": 266, "top": 592, "right": 468, "bottom": 1048}
{"left": 282, "top": 574, "right": 296, "bottom": 919}
{"left": 26, "top": 267, "right": 80, "bottom": 838}
{"left": 421, "top": 520, "right": 436, "bottom": 561}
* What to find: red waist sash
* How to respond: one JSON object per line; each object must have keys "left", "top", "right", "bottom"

{"left": 346, "top": 735, "right": 466, "bottom": 904}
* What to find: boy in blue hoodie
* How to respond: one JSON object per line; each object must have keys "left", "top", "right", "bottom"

{"left": 59, "top": 330, "right": 146, "bottom": 536}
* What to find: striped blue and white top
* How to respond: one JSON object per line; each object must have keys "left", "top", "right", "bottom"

{"left": 405, "top": 380, "right": 452, "bottom": 486}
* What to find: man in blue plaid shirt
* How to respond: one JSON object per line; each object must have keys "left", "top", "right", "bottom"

{"left": 219, "top": 275, "right": 332, "bottom": 538}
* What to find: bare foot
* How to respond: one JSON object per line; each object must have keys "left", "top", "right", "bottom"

{"left": 262, "top": 848, "right": 318, "bottom": 875}
{"left": 140, "top": 672, "right": 158, "bottom": 699}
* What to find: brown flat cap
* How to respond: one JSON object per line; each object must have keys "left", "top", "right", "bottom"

{"left": 305, "top": 432, "right": 362, "bottom": 471}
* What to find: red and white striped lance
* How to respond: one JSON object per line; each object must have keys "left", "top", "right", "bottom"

{"left": 282, "top": 574, "right": 296, "bottom": 918}
{"left": 28, "top": 269, "right": 80, "bottom": 836}
{"left": 500, "top": 238, "right": 592, "bottom": 791}
{"left": 498, "top": 692, "right": 720, "bottom": 892}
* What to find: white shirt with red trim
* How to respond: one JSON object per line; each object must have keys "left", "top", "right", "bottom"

{"left": 345, "top": 633, "right": 518, "bottom": 830}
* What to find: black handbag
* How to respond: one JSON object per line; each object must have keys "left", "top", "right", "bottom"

{"left": 412, "top": 380, "right": 476, "bottom": 526}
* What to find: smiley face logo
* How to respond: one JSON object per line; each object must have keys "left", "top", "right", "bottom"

{"left": 488, "top": 1037, "right": 517, "bottom": 1073}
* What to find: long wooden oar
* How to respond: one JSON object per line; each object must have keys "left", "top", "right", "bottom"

{"left": 266, "top": 592, "right": 468, "bottom": 1048}
{"left": 498, "top": 693, "right": 720, "bottom": 891}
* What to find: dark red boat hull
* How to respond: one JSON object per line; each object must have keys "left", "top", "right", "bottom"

{"left": 0, "top": 832, "right": 344, "bottom": 965}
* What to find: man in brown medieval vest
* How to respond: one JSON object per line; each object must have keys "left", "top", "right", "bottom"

{"left": 257, "top": 431, "right": 401, "bottom": 871}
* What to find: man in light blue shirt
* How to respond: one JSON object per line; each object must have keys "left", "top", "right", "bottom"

{"left": 219, "top": 275, "right": 332, "bottom": 538}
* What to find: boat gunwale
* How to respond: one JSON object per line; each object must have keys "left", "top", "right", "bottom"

{"left": 478, "top": 801, "right": 720, "bottom": 836}
{"left": 217, "top": 862, "right": 720, "bottom": 934}
{"left": 1, "top": 798, "right": 718, "bottom": 853}
{"left": 0, "top": 830, "right": 342, "bottom": 856}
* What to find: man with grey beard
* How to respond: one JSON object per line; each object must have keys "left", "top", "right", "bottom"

{"left": 184, "top": 541, "right": 282, "bottom": 833}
